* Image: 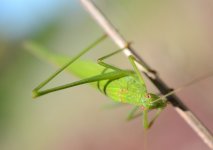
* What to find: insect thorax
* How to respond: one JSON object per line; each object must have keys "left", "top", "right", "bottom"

{"left": 97, "top": 75, "right": 146, "bottom": 106}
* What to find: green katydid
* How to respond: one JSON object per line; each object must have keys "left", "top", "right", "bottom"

{"left": 24, "top": 34, "right": 189, "bottom": 129}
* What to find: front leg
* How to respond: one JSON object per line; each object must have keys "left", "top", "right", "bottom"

{"left": 143, "top": 109, "right": 149, "bottom": 129}
{"left": 127, "top": 106, "right": 143, "bottom": 121}
{"left": 143, "top": 108, "right": 164, "bottom": 129}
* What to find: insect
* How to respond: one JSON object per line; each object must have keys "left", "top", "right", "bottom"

{"left": 24, "top": 34, "right": 175, "bottom": 129}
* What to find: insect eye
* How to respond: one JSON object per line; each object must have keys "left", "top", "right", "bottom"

{"left": 144, "top": 93, "right": 151, "bottom": 99}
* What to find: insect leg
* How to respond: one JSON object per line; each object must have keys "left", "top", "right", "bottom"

{"left": 33, "top": 71, "right": 128, "bottom": 97}
{"left": 148, "top": 108, "right": 164, "bottom": 129}
{"left": 128, "top": 55, "right": 146, "bottom": 89}
{"left": 143, "top": 109, "right": 149, "bottom": 129}
{"left": 143, "top": 108, "right": 164, "bottom": 129}
{"left": 25, "top": 35, "right": 107, "bottom": 97}
{"left": 127, "top": 106, "right": 143, "bottom": 121}
{"left": 97, "top": 43, "right": 130, "bottom": 71}
{"left": 128, "top": 53, "right": 157, "bottom": 75}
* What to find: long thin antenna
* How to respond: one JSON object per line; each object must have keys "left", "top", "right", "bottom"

{"left": 80, "top": 0, "right": 213, "bottom": 149}
{"left": 152, "top": 73, "right": 213, "bottom": 103}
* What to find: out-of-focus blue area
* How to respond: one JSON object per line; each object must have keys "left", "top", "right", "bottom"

{"left": 0, "top": 0, "right": 75, "bottom": 40}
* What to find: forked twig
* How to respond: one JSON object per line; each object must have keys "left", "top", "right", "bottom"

{"left": 80, "top": 0, "right": 213, "bottom": 149}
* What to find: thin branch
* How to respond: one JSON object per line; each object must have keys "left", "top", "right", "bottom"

{"left": 80, "top": 0, "right": 213, "bottom": 149}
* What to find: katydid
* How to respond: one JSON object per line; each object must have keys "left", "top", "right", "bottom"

{"left": 24, "top": 35, "right": 171, "bottom": 129}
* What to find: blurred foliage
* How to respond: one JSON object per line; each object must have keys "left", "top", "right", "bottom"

{"left": 0, "top": 21, "right": 60, "bottom": 134}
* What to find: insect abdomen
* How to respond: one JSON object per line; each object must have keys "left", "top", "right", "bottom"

{"left": 98, "top": 75, "right": 146, "bottom": 106}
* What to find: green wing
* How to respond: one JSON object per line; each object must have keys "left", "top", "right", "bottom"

{"left": 24, "top": 41, "right": 105, "bottom": 79}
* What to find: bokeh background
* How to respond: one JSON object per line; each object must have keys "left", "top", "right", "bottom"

{"left": 0, "top": 0, "right": 213, "bottom": 150}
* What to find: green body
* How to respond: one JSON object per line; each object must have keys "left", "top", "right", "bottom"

{"left": 24, "top": 34, "right": 169, "bottom": 129}
{"left": 27, "top": 43, "right": 166, "bottom": 110}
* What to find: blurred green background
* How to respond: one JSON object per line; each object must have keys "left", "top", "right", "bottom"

{"left": 0, "top": 0, "right": 213, "bottom": 150}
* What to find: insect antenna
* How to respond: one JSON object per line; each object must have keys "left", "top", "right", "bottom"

{"left": 151, "top": 72, "right": 213, "bottom": 104}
